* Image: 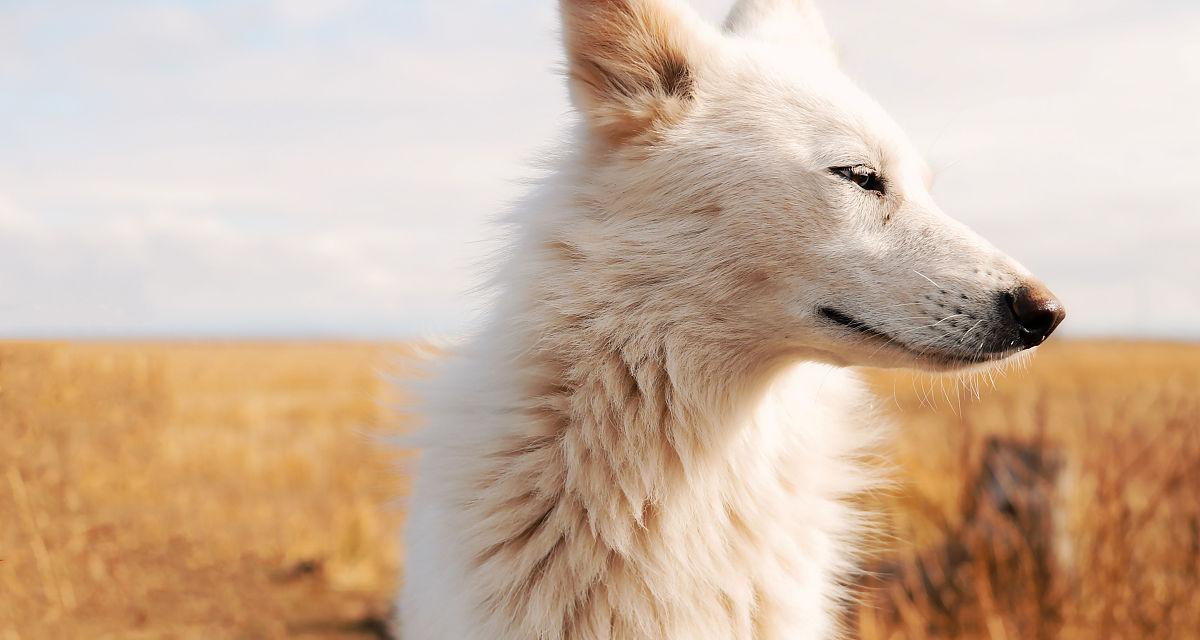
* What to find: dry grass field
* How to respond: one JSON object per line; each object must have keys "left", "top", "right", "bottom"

{"left": 857, "top": 342, "right": 1200, "bottom": 639}
{"left": 1, "top": 340, "right": 1198, "bottom": 639}
{"left": 0, "top": 342, "right": 409, "bottom": 639}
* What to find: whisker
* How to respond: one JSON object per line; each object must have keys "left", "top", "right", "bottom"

{"left": 913, "top": 270, "right": 942, "bottom": 290}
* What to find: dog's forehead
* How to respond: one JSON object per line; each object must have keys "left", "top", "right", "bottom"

{"left": 714, "top": 74, "right": 919, "bottom": 169}
{"left": 715, "top": 52, "right": 909, "bottom": 141}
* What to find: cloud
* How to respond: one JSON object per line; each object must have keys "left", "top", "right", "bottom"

{"left": 0, "top": 1, "right": 1197, "bottom": 337}
{"left": 0, "top": 196, "right": 485, "bottom": 337}
{"left": 269, "top": 0, "right": 364, "bottom": 26}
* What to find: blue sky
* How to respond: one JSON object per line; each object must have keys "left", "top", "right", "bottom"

{"left": 2, "top": 1, "right": 1198, "bottom": 338}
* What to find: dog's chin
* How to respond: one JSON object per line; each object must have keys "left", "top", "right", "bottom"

{"left": 814, "top": 340, "right": 1019, "bottom": 373}
{"left": 870, "top": 343, "right": 1024, "bottom": 373}
{"left": 811, "top": 307, "right": 1026, "bottom": 373}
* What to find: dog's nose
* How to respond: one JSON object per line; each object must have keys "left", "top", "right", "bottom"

{"left": 1005, "top": 283, "right": 1066, "bottom": 347}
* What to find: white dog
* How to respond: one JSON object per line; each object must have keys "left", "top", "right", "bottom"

{"left": 400, "top": 1, "right": 1065, "bottom": 638}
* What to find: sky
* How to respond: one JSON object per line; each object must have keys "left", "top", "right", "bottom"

{"left": 1, "top": 1, "right": 1198, "bottom": 338}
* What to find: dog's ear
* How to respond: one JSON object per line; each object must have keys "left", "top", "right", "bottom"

{"left": 560, "top": 0, "right": 707, "bottom": 148}
{"left": 723, "top": 0, "right": 836, "bottom": 62}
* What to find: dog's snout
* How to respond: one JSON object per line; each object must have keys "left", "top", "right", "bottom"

{"left": 1004, "top": 284, "right": 1066, "bottom": 347}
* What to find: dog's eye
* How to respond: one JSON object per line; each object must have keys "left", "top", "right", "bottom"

{"left": 831, "top": 165, "right": 885, "bottom": 194}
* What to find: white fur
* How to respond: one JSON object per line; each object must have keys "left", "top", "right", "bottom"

{"left": 399, "top": 1, "right": 1059, "bottom": 637}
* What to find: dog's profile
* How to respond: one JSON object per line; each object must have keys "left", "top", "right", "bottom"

{"left": 400, "top": 1, "right": 1065, "bottom": 638}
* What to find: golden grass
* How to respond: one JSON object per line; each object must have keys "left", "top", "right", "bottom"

{"left": 0, "top": 340, "right": 1197, "bottom": 638}
{"left": 858, "top": 341, "right": 1200, "bottom": 639}
{"left": 0, "top": 342, "right": 410, "bottom": 639}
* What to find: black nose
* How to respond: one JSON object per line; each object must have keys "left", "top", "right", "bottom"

{"left": 1005, "top": 284, "right": 1066, "bottom": 347}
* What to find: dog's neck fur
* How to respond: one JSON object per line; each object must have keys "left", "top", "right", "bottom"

{"left": 419, "top": 195, "right": 880, "bottom": 639}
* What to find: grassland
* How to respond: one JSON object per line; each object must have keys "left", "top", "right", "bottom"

{"left": 0, "top": 342, "right": 408, "bottom": 639}
{"left": 858, "top": 342, "right": 1200, "bottom": 639}
{"left": 0, "top": 341, "right": 1197, "bottom": 639}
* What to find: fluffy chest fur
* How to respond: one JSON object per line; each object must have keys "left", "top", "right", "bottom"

{"left": 401, "top": 355, "right": 883, "bottom": 639}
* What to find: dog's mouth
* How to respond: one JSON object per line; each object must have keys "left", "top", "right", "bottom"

{"left": 817, "top": 306, "right": 1016, "bottom": 367}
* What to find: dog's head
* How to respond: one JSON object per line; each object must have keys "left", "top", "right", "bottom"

{"left": 553, "top": 0, "right": 1064, "bottom": 371}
